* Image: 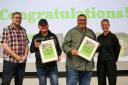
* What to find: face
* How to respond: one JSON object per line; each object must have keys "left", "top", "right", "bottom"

{"left": 39, "top": 24, "right": 48, "bottom": 35}
{"left": 77, "top": 16, "right": 87, "bottom": 28}
{"left": 12, "top": 14, "right": 22, "bottom": 26}
{"left": 101, "top": 21, "right": 110, "bottom": 33}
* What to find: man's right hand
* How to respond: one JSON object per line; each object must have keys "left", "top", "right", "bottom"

{"left": 71, "top": 48, "right": 78, "bottom": 56}
{"left": 34, "top": 41, "right": 41, "bottom": 48}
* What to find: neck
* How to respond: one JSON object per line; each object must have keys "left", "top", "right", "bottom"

{"left": 104, "top": 31, "right": 109, "bottom": 36}
{"left": 41, "top": 32, "right": 48, "bottom": 36}
{"left": 80, "top": 27, "right": 86, "bottom": 32}
{"left": 12, "top": 24, "right": 20, "bottom": 29}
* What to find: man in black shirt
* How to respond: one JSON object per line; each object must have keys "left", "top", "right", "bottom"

{"left": 97, "top": 19, "right": 121, "bottom": 85}
{"left": 30, "top": 19, "right": 62, "bottom": 85}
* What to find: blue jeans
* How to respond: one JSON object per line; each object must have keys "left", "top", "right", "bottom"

{"left": 1, "top": 60, "right": 26, "bottom": 85}
{"left": 66, "top": 67, "right": 92, "bottom": 85}
{"left": 36, "top": 65, "right": 58, "bottom": 85}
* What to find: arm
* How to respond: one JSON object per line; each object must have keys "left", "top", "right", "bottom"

{"left": 24, "top": 45, "right": 29, "bottom": 56}
{"left": 62, "top": 30, "right": 78, "bottom": 56}
{"left": 96, "top": 36, "right": 101, "bottom": 52}
{"left": 62, "top": 31, "right": 72, "bottom": 54}
{"left": 2, "top": 43, "right": 22, "bottom": 61}
{"left": 54, "top": 35, "right": 62, "bottom": 56}
{"left": 113, "top": 35, "right": 121, "bottom": 62}
{"left": 22, "top": 29, "right": 30, "bottom": 61}
{"left": 53, "top": 35, "right": 62, "bottom": 61}
{"left": 23, "top": 44, "right": 29, "bottom": 60}
{"left": 30, "top": 36, "right": 39, "bottom": 53}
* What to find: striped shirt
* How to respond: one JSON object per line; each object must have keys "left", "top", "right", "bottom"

{"left": 62, "top": 26, "right": 96, "bottom": 71}
{"left": 1, "top": 25, "right": 29, "bottom": 63}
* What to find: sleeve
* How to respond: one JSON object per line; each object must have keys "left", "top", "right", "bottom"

{"left": 1, "top": 28, "right": 9, "bottom": 44}
{"left": 30, "top": 36, "right": 38, "bottom": 53}
{"left": 54, "top": 35, "right": 62, "bottom": 56}
{"left": 92, "top": 30, "right": 97, "bottom": 41}
{"left": 62, "top": 31, "right": 72, "bottom": 54}
{"left": 23, "top": 29, "right": 29, "bottom": 44}
{"left": 96, "top": 36, "right": 101, "bottom": 52}
{"left": 113, "top": 35, "right": 121, "bottom": 62}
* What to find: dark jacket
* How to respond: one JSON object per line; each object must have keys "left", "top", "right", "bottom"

{"left": 97, "top": 32, "right": 121, "bottom": 62}
{"left": 30, "top": 30, "right": 62, "bottom": 66}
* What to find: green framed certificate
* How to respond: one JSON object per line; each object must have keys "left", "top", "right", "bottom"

{"left": 39, "top": 39, "right": 58, "bottom": 63}
{"left": 78, "top": 36, "right": 99, "bottom": 61}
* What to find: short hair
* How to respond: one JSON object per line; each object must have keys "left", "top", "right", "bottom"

{"left": 12, "top": 12, "right": 22, "bottom": 18}
{"left": 101, "top": 19, "right": 110, "bottom": 24}
{"left": 77, "top": 14, "right": 86, "bottom": 18}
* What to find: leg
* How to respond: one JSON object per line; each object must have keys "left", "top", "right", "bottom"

{"left": 15, "top": 63, "right": 26, "bottom": 85}
{"left": 79, "top": 71, "right": 92, "bottom": 85}
{"left": 66, "top": 66, "right": 79, "bottom": 85}
{"left": 36, "top": 66, "right": 47, "bottom": 85}
{"left": 106, "top": 61, "right": 117, "bottom": 85}
{"left": 48, "top": 65, "right": 58, "bottom": 85}
{"left": 1, "top": 60, "right": 15, "bottom": 85}
{"left": 97, "top": 61, "right": 106, "bottom": 85}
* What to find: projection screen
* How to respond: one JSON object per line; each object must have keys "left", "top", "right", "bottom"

{"left": 0, "top": 0, "right": 128, "bottom": 72}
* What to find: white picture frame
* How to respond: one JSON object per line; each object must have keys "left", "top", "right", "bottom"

{"left": 78, "top": 36, "right": 99, "bottom": 61}
{"left": 39, "top": 39, "right": 58, "bottom": 63}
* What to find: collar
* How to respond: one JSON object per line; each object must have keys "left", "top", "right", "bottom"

{"left": 101, "top": 31, "right": 111, "bottom": 37}
{"left": 10, "top": 24, "right": 22, "bottom": 30}
{"left": 76, "top": 26, "right": 88, "bottom": 33}
{"left": 39, "top": 30, "right": 52, "bottom": 37}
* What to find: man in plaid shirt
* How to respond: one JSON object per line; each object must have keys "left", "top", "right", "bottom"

{"left": 1, "top": 12, "right": 29, "bottom": 85}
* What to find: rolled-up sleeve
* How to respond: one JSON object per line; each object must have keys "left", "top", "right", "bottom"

{"left": 62, "top": 31, "right": 72, "bottom": 54}
{"left": 1, "top": 29, "right": 9, "bottom": 44}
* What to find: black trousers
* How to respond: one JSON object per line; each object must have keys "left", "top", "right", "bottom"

{"left": 97, "top": 61, "right": 117, "bottom": 85}
{"left": 1, "top": 60, "right": 26, "bottom": 85}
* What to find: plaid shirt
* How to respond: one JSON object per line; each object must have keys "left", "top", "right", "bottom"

{"left": 1, "top": 25, "right": 29, "bottom": 63}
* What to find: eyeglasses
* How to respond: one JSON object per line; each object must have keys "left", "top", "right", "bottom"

{"left": 13, "top": 17, "right": 22, "bottom": 19}
{"left": 78, "top": 19, "right": 87, "bottom": 21}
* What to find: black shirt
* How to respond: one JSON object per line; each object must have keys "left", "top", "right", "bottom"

{"left": 97, "top": 32, "right": 121, "bottom": 62}
{"left": 30, "top": 30, "right": 62, "bottom": 67}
